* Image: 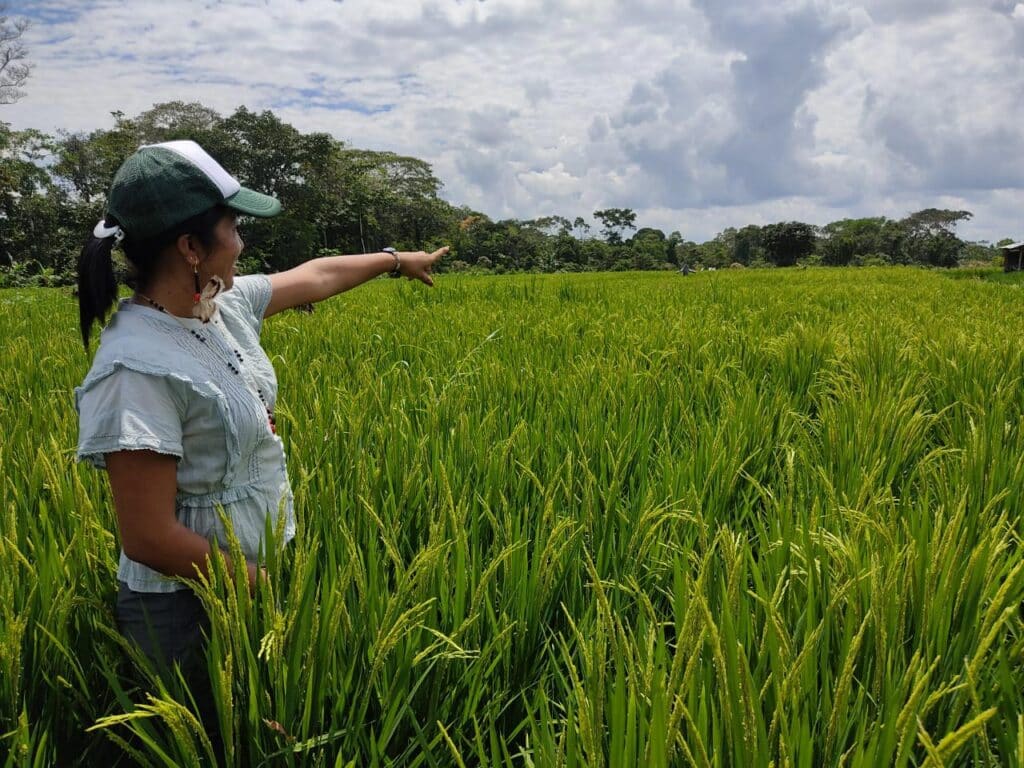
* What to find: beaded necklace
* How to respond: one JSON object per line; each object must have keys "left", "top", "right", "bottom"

{"left": 136, "top": 294, "right": 277, "bottom": 434}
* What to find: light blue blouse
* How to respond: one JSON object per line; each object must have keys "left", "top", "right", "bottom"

{"left": 75, "top": 275, "right": 295, "bottom": 592}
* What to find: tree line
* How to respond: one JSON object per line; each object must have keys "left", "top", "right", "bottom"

{"left": 0, "top": 101, "right": 1006, "bottom": 288}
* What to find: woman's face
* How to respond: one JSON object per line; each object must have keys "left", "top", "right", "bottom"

{"left": 201, "top": 212, "right": 244, "bottom": 290}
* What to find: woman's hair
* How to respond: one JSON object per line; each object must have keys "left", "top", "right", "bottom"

{"left": 77, "top": 205, "right": 229, "bottom": 347}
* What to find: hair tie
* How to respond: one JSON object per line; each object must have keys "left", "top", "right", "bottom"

{"left": 93, "top": 219, "right": 125, "bottom": 244}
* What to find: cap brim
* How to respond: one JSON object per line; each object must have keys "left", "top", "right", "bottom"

{"left": 224, "top": 186, "right": 281, "bottom": 218}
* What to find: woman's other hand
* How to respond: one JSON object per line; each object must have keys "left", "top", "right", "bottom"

{"left": 246, "top": 561, "right": 269, "bottom": 594}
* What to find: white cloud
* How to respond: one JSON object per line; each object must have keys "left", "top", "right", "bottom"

{"left": 517, "top": 162, "right": 582, "bottom": 201}
{"left": 5, "top": 0, "right": 1023, "bottom": 242}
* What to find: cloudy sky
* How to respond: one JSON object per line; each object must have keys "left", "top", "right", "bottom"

{"left": 6, "top": 0, "right": 1024, "bottom": 243}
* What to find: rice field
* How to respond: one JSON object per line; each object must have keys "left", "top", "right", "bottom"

{"left": 2, "top": 267, "right": 1023, "bottom": 767}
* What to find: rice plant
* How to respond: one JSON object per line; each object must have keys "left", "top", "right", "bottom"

{"left": 1, "top": 267, "right": 1022, "bottom": 766}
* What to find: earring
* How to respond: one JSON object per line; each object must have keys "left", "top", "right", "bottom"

{"left": 192, "top": 264, "right": 202, "bottom": 306}
{"left": 193, "top": 275, "right": 224, "bottom": 323}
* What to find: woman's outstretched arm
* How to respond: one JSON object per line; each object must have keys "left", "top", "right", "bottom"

{"left": 264, "top": 246, "right": 448, "bottom": 317}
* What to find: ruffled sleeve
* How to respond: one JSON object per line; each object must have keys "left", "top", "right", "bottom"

{"left": 76, "top": 366, "right": 187, "bottom": 469}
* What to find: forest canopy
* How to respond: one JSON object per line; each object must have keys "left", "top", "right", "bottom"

{"left": 0, "top": 102, "right": 1000, "bottom": 287}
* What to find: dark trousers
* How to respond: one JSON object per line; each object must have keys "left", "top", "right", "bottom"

{"left": 116, "top": 581, "right": 222, "bottom": 757}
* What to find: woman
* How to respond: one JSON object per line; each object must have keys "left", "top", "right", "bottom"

{"left": 75, "top": 139, "right": 446, "bottom": 730}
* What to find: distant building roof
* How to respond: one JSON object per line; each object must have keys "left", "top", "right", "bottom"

{"left": 1000, "top": 242, "right": 1024, "bottom": 251}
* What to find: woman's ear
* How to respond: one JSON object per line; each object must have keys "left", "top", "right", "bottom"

{"left": 175, "top": 233, "right": 202, "bottom": 266}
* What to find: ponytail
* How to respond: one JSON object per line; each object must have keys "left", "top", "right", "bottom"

{"left": 76, "top": 206, "right": 228, "bottom": 348}
{"left": 77, "top": 223, "right": 119, "bottom": 348}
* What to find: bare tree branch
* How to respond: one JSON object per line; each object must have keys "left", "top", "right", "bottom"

{"left": 0, "top": 2, "right": 31, "bottom": 104}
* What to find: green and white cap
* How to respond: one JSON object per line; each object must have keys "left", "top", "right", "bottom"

{"left": 95, "top": 140, "right": 281, "bottom": 242}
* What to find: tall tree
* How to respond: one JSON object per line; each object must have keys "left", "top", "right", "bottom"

{"left": 333, "top": 147, "right": 449, "bottom": 254}
{"left": 761, "top": 222, "right": 816, "bottom": 267}
{"left": 131, "top": 101, "right": 224, "bottom": 145}
{"left": 665, "top": 230, "right": 683, "bottom": 265}
{"left": 817, "top": 217, "right": 903, "bottom": 266}
{"left": 732, "top": 224, "right": 764, "bottom": 265}
{"left": 593, "top": 207, "right": 636, "bottom": 245}
{"left": 552, "top": 231, "right": 583, "bottom": 269}
{"left": 524, "top": 215, "right": 572, "bottom": 237}
{"left": 0, "top": 3, "right": 30, "bottom": 105}
{"left": 629, "top": 227, "right": 667, "bottom": 270}
{"left": 0, "top": 124, "right": 72, "bottom": 277}
{"left": 900, "top": 208, "right": 972, "bottom": 238}
{"left": 899, "top": 209, "right": 972, "bottom": 267}
{"left": 53, "top": 113, "right": 141, "bottom": 202}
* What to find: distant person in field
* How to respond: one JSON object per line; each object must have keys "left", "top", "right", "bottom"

{"left": 74, "top": 140, "right": 446, "bottom": 738}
